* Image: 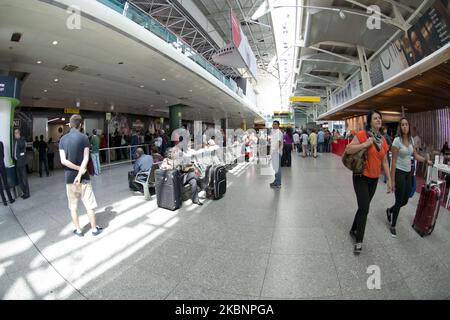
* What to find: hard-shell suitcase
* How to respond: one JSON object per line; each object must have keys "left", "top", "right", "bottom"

{"left": 412, "top": 166, "right": 442, "bottom": 237}
{"left": 155, "top": 169, "right": 182, "bottom": 210}
{"left": 205, "top": 165, "right": 226, "bottom": 199}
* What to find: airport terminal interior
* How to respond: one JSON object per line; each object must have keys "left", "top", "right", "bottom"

{"left": 0, "top": 0, "right": 450, "bottom": 301}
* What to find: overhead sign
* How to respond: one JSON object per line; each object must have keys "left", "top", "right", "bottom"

{"left": 0, "top": 76, "right": 21, "bottom": 99}
{"left": 211, "top": 9, "right": 258, "bottom": 79}
{"left": 289, "top": 96, "right": 321, "bottom": 103}
{"left": 106, "top": 112, "right": 112, "bottom": 121}
{"left": 64, "top": 108, "right": 80, "bottom": 114}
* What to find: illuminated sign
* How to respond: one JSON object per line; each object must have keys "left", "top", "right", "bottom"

{"left": 64, "top": 108, "right": 80, "bottom": 114}
{"left": 289, "top": 96, "right": 321, "bottom": 103}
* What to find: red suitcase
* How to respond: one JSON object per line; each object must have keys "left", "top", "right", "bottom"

{"left": 412, "top": 166, "right": 442, "bottom": 237}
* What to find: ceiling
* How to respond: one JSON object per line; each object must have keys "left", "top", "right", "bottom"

{"left": 190, "top": 0, "right": 277, "bottom": 71}
{"left": 293, "top": 0, "right": 434, "bottom": 106}
{"left": 0, "top": 0, "right": 264, "bottom": 128}
{"left": 321, "top": 60, "right": 450, "bottom": 120}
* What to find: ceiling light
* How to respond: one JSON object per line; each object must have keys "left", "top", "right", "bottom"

{"left": 339, "top": 10, "right": 346, "bottom": 20}
{"left": 407, "top": 89, "right": 413, "bottom": 92}
{"left": 140, "top": 85, "right": 144, "bottom": 88}
{"left": 162, "top": 78, "right": 166, "bottom": 81}
{"left": 150, "top": 105, "right": 154, "bottom": 107}
{"left": 53, "top": 78, "right": 59, "bottom": 82}
{"left": 48, "top": 118, "right": 59, "bottom": 123}
{"left": 52, "top": 40, "right": 58, "bottom": 45}
{"left": 43, "top": 89, "right": 48, "bottom": 93}
{"left": 37, "top": 60, "right": 42, "bottom": 64}
{"left": 61, "top": 118, "right": 65, "bottom": 121}
{"left": 189, "top": 89, "right": 193, "bottom": 92}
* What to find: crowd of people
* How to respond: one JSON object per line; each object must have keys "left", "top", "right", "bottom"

{"left": 1, "top": 113, "right": 449, "bottom": 253}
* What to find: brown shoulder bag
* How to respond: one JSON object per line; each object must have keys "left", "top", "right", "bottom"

{"left": 342, "top": 132, "right": 369, "bottom": 174}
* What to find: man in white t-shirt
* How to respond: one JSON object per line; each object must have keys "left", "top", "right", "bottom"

{"left": 270, "top": 121, "right": 283, "bottom": 189}
{"left": 293, "top": 131, "right": 300, "bottom": 153}
{"left": 412, "top": 127, "right": 421, "bottom": 153}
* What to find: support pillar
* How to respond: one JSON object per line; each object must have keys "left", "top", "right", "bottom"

{"left": 0, "top": 76, "right": 21, "bottom": 197}
{"left": 169, "top": 104, "right": 183, "bottom": 133}
{"left": 357, "top": 45, "right": 372, "bottom": 92}
{"left": 0, "top": 76, "right": 21, "bottom": 166}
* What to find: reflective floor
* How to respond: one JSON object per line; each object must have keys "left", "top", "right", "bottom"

{"left": 0, "top": 153, "right": 449, "bottom": 300}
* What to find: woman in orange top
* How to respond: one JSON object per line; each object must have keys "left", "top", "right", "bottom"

{"left": 345, "top": 110, "right": 392, "bottom": 254}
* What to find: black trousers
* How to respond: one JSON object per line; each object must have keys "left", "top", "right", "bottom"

{"left": 39, "top": 157, "right": 49, "bottom": 176}
{"left": 351, "top": 175, "right": 379, "bottom": 243}
{"left": 281, "top": 145, "right": 292, "bottom": 166}
{"left": 389, "top": 169, "right": 411, "bottom": 227}
{"left": 47, "top": 153, "right": 54, "bottom": 170}
{"left": 16, "top": 165, "right": 30, "bottom": 197}
{"left": 183, "top": 171, "right": 200, "bottom": 203}
{"left": 0, "top": 164, "right": 13, "bottom": 203}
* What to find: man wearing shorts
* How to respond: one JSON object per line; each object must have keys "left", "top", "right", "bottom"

{"left": 59, "top": 115, "right": 103, "bottom": 237}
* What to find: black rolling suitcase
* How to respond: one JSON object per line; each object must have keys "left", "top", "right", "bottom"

{"left": 205, "top": 165, "right": 227, "bottom": 199}
{"left": 155, "top": 169, "right": 182, "bottom": 210}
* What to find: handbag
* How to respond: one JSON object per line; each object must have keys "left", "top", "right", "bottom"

{"left": 342, "top": 131, "right": 368, "bottom": 174}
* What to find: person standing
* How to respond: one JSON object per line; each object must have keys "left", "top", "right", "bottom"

{"left": 281, "top": 128, "right": 294, "bottom": 167}
{"left": 99, "top": 134, "right": 107, "bottom": 163}
{"left": 38, "top": 135, "right": 49, "bottom": 177}
{"left": 387, "top": 118, "right": 432, "bottom": 237}
{"left": 47, "top": 138, "right": 56, "bottom": 171}
{"left": 293, "top": 130, "right": 300, "bottom": 154}
{"left": 317, "top": 129, "right": 325, "bottom": 153}
{"left": 301, "top": 131, "right": 309, "bottom": 157}
{"left": 309, "top": 130, "right": 318, "bottom": 158}
{"left": 32, "top": 136, "right": 39, "bottom": 172}
{"left": 412, "top": 127, "right": 422, "bottom": 153}
{"left": 90, "top": 129, "right": 101, "bottom": 175}
{"left": 14, "top": 129, "right": 30, "bottom": 199}
{"left": 345, "top": 110, "right": 392, "bottom": 254}
{"left": 0, "top": 140, "right": 15, "bottom": 206}
{"left": 269, "top": 121, "right": 283, "bottom": 189}
{"left": 59, "top": 115, "right": 103, "bottom": 237}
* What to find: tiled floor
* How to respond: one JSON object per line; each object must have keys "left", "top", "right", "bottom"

{"left": 0, "top": 153, "right": 449, "bottom": 300}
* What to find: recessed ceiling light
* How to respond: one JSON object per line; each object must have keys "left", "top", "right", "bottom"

{"left": 140, "top": 85, "right": 145, "bottom": 88}
{"left": 189, "top": 89, "right": 193, "bottom": 92}
{"left": 37, "top": 60, "right": 42, "bottom": 64}
{"left": 53, "top": 78, "right": 59, "bottom": 82}
{"left": 162, "top": 78, "right": 166, "bottom": 81}
{"left": 43, "top": 89, "right": 48, "bottom": 93}
{"left": 407, "top": 89, "right": 413, "bottom": 92}
{"left": 52, "top": 40, "right": 58, "bottom": 45}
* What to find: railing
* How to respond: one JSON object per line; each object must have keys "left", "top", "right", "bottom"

{"left": 97, "top": 0, "right": 240, "bottom": 95}
{"left": 98, "top": 143, "right": 153, "bottom": 168}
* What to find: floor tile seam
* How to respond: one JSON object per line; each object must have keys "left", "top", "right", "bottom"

{"left": 258, "top": 200, "right": 280, "bottom": 298}
{"left": 164, "top": 279, "right": 260, "bottom": 300}
{"left": 328, "top": 249, "right": 345, "bottom": 298}
{"left": 5, "top": 205, "right": 90, "bottom": 300}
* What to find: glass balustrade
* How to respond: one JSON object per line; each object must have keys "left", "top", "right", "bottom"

{"left": 97, "top": 0, "right": 239, "bottom": 95}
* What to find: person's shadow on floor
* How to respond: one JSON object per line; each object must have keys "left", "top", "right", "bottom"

{"left": 81, "top": 206, "right": 117, "bottom": 232}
